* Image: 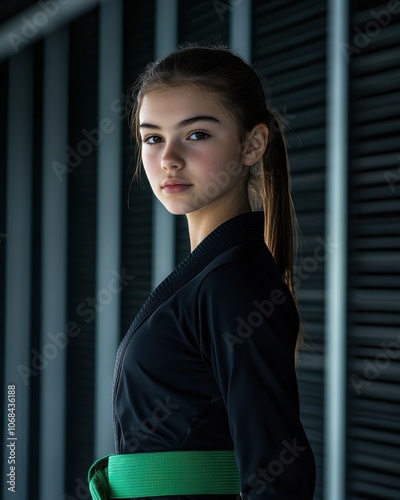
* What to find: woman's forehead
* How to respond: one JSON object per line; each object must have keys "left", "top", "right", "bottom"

{"left": 139, "top": 85, "right": 232, "bottom": 125}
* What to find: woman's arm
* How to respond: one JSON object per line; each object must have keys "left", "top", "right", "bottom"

{"left": 196, "top": 261, "right": 315, "bottom": 499}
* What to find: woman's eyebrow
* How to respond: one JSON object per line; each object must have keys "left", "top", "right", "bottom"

{"left": 139, "top": 115, "right": 221, "bottom": 130}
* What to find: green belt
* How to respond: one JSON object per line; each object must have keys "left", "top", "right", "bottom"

{"left": 88, "top": 450, "right": 241, "bottom": 499}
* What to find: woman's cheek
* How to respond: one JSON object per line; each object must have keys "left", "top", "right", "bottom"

{"left": 142, "top": 162, "right": 158, "bottom": 190}
{"left": 142, "top": 151, "right": 159, "bottom": 175}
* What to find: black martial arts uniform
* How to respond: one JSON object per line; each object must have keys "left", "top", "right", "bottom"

{"left": 113, "top": 211, "right": 316, "bottom": 499}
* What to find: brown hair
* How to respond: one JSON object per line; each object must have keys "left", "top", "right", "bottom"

{"left": 128, "top": 44, "right": 298, "bottom": 306}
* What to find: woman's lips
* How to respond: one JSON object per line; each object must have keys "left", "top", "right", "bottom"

{"left": 162, "top": 184, "right": 192, "bottom": 194}
{"left": 161, "top": 178, "right": 192, "bottom": 194}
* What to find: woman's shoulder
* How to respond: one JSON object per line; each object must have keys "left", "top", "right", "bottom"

{"left": 192, "top": 239, "right": 297, "bottom": 322}
{"left": 199, "top": 238, "right": 282, "bottom": 286}
{"left": 193, "top": 240, "right": 299, "bottom": 350}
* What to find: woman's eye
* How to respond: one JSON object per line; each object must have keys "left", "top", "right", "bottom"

{"left": 143, "top": 135, "right": 162, "bottom": 145}
{"left": 188, "top": 131, "right": 210, "bottom": 141}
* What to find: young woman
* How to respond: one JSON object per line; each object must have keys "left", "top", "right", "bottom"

{"left": 89, "top": 45, "right": 315, "bottom": 499}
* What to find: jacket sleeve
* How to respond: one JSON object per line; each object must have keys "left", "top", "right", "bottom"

{"left": 196, "top": 261, "right": 315, "bottom": 499}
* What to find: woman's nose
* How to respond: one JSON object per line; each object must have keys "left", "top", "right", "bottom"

{"left": 161, "top": 141, "right": 184, "bottom": 170}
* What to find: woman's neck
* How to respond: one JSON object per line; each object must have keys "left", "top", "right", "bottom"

{"left": 186, "top": 196, "right": 252, "bottom": 252}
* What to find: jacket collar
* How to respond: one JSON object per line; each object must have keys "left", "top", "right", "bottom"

{"left": 128, "top": 211, "right": 266, "bottom": 336}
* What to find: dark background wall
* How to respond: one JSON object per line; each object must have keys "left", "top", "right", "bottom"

{"left": 0, "top": 1, "right": 399, "bottom": 499}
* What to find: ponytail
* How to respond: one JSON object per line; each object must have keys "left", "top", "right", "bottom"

{"left": 264, "top": 112, "right": 297, "bottom": 298}
{"left": 248, "top": 109, "right": 297, "bottom": 302}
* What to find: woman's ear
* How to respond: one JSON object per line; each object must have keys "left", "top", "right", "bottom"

{"left": 242, "top": 123, "right": 269, "bottom": 166}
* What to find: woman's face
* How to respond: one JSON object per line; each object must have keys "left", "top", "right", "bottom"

{"left": 138, "top": 85, "right": 250, "bottom": 216}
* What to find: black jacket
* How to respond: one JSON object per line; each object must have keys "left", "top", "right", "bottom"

{"left": 112, "top": 212, "right": 315, "bottom": 499}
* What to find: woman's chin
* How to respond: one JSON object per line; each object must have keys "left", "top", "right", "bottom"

{"left": 160, "top": 201, "right": 198, "bottom": 216}
{"left": 162, "top": 204, "right": 191, "bottom": 216}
